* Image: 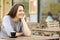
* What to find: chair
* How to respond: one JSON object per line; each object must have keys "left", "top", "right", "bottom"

{"left": 44, "top": 21, "right": 59, "bottom": 36}
{"left": 47, "top": 21, "right": 59, "bottom": 28}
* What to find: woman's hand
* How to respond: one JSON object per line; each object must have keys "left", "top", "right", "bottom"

{"left": 21, "top": 15, "right": 26, "bottom": 21}
{"left": 16, "top": 32, "right": 23, "bottom": 37}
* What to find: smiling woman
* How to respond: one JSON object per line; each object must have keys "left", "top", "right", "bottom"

{"left": 0, "top": 4, "right": 31, "bottom": 38}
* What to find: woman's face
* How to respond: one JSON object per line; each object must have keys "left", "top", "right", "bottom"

{"left": 16, "top": 6, "right": 24, "bottom": 19}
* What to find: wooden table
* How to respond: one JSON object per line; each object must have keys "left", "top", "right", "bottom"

{"left": 0, "top": 35, "right": 59, "bottom": 40}
{"left": 32, "top": 27, "right": 60, "bottom": 36}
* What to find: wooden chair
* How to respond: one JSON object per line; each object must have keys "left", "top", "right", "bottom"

{"left": 44, "top": 21, "right": 59, "bottom": 36}
{"left": 47, "top": 21, "right": 59, "bottom": 28}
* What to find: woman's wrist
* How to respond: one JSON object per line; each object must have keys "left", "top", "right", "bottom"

{"left": 21, "top": 19, "right": 25, "bottom": 22}
{"left": 16, "top": 32, "right": 23, "bottom": 37}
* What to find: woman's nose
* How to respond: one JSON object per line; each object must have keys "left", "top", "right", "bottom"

{"left": 22, "top": 11, "right": 24, "bottom": 14}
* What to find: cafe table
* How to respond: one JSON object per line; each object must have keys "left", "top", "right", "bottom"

{"left": 0, "top": 35, "right": 59, "bottom": 40}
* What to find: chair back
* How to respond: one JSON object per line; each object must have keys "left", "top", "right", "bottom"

{"left": 47, "top": 21, "right": 59, "bottom": 28}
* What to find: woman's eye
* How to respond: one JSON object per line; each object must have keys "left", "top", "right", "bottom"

{"left": 19, "top": 10, "right": 22, "bottom": 12}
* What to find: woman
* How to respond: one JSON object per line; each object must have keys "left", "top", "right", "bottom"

{"left": 0, "top": 4, "right": 31, "bottom": 38}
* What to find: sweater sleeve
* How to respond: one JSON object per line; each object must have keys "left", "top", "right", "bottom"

{"left": 2, "top": 16, "right": 15, "bottom": 37}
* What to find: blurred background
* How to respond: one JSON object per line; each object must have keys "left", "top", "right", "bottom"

{"left": 0, "top": 0, "right": 60, "bottom": 24}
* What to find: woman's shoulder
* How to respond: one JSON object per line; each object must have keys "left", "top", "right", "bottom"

{"left": 3, "top": 15, "right": 10, "bottom": 18}
{"left": 3, "top": 15, "right": 11, "bottom": 20}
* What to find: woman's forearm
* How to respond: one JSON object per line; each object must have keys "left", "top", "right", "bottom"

{"left": 22, "top": 19, "right": 31, "bottom": 36}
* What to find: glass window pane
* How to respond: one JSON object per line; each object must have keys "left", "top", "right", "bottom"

{"left": 41, "top": 0, "right": 60, "bottom": 24}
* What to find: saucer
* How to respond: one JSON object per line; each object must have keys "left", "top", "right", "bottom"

{"left": 10, "top": 36, "right": 17, "bottom": 38}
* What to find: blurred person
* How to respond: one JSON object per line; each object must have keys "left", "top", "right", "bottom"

{"left": 0, "top": 4, "right": 31, "bottom": 38}
{"left": 52, "top": 16, "right": 59, "bottom": 38}
{"left": 53, "top": 17, "right": 59, "bottom": 22}
{"left": 46, "top": 12, "right": 53, "bottom": 22}
{"left": 53, "top": 17, "right": 59, "bottom": 26}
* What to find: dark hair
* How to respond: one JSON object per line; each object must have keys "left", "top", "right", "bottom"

{"left": 8, "top": 4, "right": 24, "bottom": 18}
{"left": 48, "top": 12, "right": 52, "bottom": 16}
{"left": 53, "top": 17, "right": 59, "bottom": 21}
